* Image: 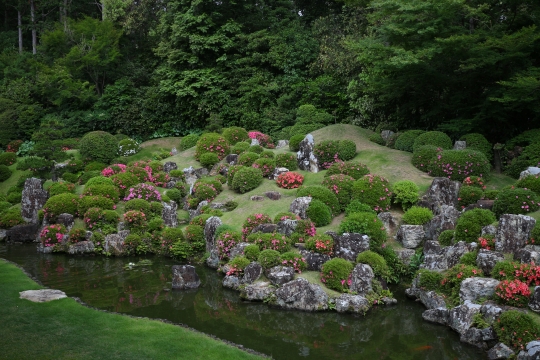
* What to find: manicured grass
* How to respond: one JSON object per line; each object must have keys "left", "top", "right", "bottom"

{"left": 484, "top": 172, "right": 516, "bottom": 190}
{"left": 0, "top": 259, "right": 263, "bottom": 360}
{"left": 0, "top": 162, "right": 30, "bottom": 195}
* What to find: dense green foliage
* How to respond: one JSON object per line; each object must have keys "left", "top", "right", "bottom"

{"left": 402, "top": 206, "right": 433, "bottom": 225}
{"left": 296, "top": 185, "right": 340, "bottom": 217}
{"left": 454, "top": 209, "right": 496, "bottom": 243}
{"left": 79, "top": 131, "right": 118, "bottom": 163}
{"left": 339, "top": 212, "right": 386, "bottom": 247}
{"left": 492, "top": 187, "right": 540, "bottom": 217}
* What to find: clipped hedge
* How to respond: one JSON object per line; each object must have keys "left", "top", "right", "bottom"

{"left": 306, "top": 199, "right": 332, "bottom": 227}
{"left": 429, "top": 149, "right": 490, "bottom": 182}
{"left": 454, "top": 208, "right": 496, "bottom": 243}
{"left": 275, "top": 153, "right": 297, "bottom": 170}
{"left": 351, "top": 174, "right": 392, "bottom": 212}
{"left": 492, "top": 188, "right": 540, "bottom": 217}
{"left": 395, "top": 130, "right": 425, "bottom": 152}
{"left": 402, "top": 206, "right": 433, "bottom": 225}
{"left": 79, "top": 131, "right": 118, "bottom": 163}
{"left": 289, "top": 134, "right": 305, "bottom": 152}
{"left": 325, "top": 161, "right": 369, "bottom": 180}
{"left": 43, "top": 193, "right": 80, "bottom": 221}
{"left": 222, "top": 126, "right": 249, "bottom": 145}
{"left": 195, "top": 133, "right": 229, "bottom": 160}
{"left": 460, "top": 133, "right": 492, "bottom": 162}
{"left": 297, "top": 185, "right": 340, "bottom": 217}
{"left": 180, "top": 134, "right": 200, "bottom": 150}
{"left": 322, "top": 174, "right": 355, "bottom": 211}
{"left": 412, "top": 131, "right": 452, "bottom": 152}
{"left": 231, "top": 167, "right": 263, "bottom": 193}
{"left": 338, "top": 140, "right": 356, "bottom": 161}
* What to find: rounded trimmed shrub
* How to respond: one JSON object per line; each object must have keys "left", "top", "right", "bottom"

{"left": 438, "top": 230, "right": 455, "bottom": 246}
{"left": 0, "top": 152, "right": 16, "bottom": 166}
{"left": 369, "top": 133, "right": 385, "bottom": 145}
{"left": 275, "top": 153, "right": 297, "bottom": 170}
{"left": 247, "top": 232, "right": 292, "bottom": 252}
{"left": 356, "top": 251, "right": 390, "bottom": 280}
{"left": 297, "top": 185, "right": 340, "bottom": 217}
{"left": 242, "top": 213, "right": 272, "bottom": 240}
{"left": 429, "top": 149, "right": 490, "bottom": 182}
{"left": 0, "top": 201, "right": 11, "bottom": 213}
{"left": 321, "top": 258, "right": 353, "bottom": 292}
{"left": 412, "top": 131, "right": 452, "bottom": 152}
{"left": 260, "top": 150, "right": 275, "bottom": 159}
{"left": 412, "top": 145, "right": 441, "bottom": 171}
{"left": 289, "top": 134, "right": 305, "bottom": 152}
{"left": 273, "top": 212, "right": 298, "bottom": 223}
{"left": 184, "top": 224, "right": 205, "bottom": 244}
{"left": 180, "top": 134, "right": 200, "bottom": 150}
{"left": 322, "top": 174, "right": 355, "bottom": 211}
{"left": 199, "top": 152, "right": 220, "bottom": 169}
{"left": 85, "top": 176, "right": 115, "bottom": 187}
{"left": 39, "top": 224, "right": 66, "bottom": 247}
{"left": 124, "top": 199, "right": 151, "bottom": 215}
{"left": 227, "top": 165, "right": 244, "bottom": 187}
{"left": 118, "top": 138, "right": 141, "bottom": 156}
{"left": 48, "top": 182, "right": 75, "bottom": 197}
{"left": 345, "top": 200, "right": 375, "bottom": 216}
{"left": 252, "top": 158, "right": 275, "bottom": 178}
{"left": 84, "top": 162, "right": 108, "bottom": 172}
{"left": 43, "top": 193, "right": 79, "bottom": 221}
{"left": 61, "top": 172, "right": 79, "bottom": 183}
{"left": 195, "top": 133, "right": 229, "bottom": 160}
{"left": 79, "top": 171, "right": 101, "bottom": 185}
{"left": 0, "top": 165, "right": 12, "bottom": 182}
{"left": 325, "top": 161, "right": 369, "bottom": 180}
{"left": 454, "top": 208, "right": 496, "bottom": 243}
{"left": 231, "top": 142, "right": 250, "bottom": 155}
{"left": 339, "top": 212, "right": 387, "bottom": 247}
{"left": 505, "top": 142, "right": 540, "bottom": 179}
{"left": 244, "top": 244, "right": 260, "bottom": 261}
{"left": 237, "top": 152, "right": 259, "bottom": 167}
{"left": 395, "top": 130, "right": 425, "bottom": 152}
{"left": 516, "top": 175, "right": 540, "bottom": 196}
{"left": 460, "top": 133, "right": 492, "bottom": 162}
{"left": 231, "top": 167, "right": 263, "bottom": 194}
{"left": 78, "top": 195, "right": 115, "bottom": 216}
{"left": 82, "top": 185, "right": 120, "bottom": 202}
{"left": 258, "top": 249, "right": 281, "bottom": 269}
{"left": 351, "top": 174, "right": 392, "bottom": 212}
{"left": 79, "top": 131, "right": 118, "bottom": 163}
{"left": 248, "top": 145, "right": 263, "bottom": 154}
{"left": 495, "top": 280, "right": 532, "bottom": 308}
{"left": 314, "top": 140, "right": 340, "bottom": 169}
{"left": 306, "top": 199, "right": 332, "bottom": 227}
{"left": 195, "top": 178, "right": 222, "bottom": 193}
{"left": 0, "top": 207, "right": 24, "bottom": 228}
{"left": 279, "top": 252, "right": 307, "bottom": 273}
{"left": 222, "top": 126, "right": 249, "bottom": 145}
{"left": 227, "top": 256, "right": 251, "bottom": 275}
{"left": 458, "top": 186, "right": 484, "bottom": 209}
{"left": 166, "top": 188, "right": 183, "bottom": 204}
{"left": 123, "top": 210, "right": 147, "bottom": 232}
{"left": 392, "top": 180, "right": 419, "bottom": 211}
{"left": 493, "top": 310, "right": 540, "bottom": 351}
{"left": 402, "top": 206, "right": 433, "bottom": 225}
{"left": 492, "top": 188, "right": 540, "bottom": 217}
{"left": 338, "top": 140, "right": 356, "bottom": 161}
{"left": 305, "top": 234, "right": 334, "bottom": 255}
{"left": 276, "top": 171, "right": 304, "bottom": 189}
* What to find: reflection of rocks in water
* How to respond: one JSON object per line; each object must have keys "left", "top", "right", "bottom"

{"left": 298, "top": 346, "right": 310, "bottom": 357}
{"left": 168, "top": 288, "right": 198, "bottom": 311}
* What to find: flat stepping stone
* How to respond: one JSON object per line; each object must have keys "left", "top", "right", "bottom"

{"left": 19, "top": 289, "right": 67, "bottom": 303}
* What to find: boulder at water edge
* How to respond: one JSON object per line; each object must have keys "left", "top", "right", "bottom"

{"left": 335, "top": 294, "right": 370, "bottom": 314}
{"left": 448, "top": 300, "right": 482, "bottom": 335}
{"left": 172, "top": 265, "right": 201, "bottom": 289}
{"left": 349, "top": 263, "right": 374, "bottom": 295}
{"left": 274, "top": 278, "right": 328, "bottom": 311}
{"left": 205, "top": 216, "right": 222, "bottom": 269}
{"left": 266, "top": 266, "right": 295, "bottom": 286}
{"left": 241, "top": 282, "right": 275, "bottom": 301}
{"left": 459, "top": 277, "right": 500, "bottom": 303}
{"left": 487, "top": 343, "right": 515, "bottom": 360}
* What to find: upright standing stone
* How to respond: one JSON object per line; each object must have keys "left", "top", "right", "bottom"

{"left": 162, "top": 201, "right": 178, "bottom": 227}
{"left": 290, "top": 197, "right": 312, "bottom": 219}
{"left": 297, "top": 134, "right": 319, "bottom": 173}
{"left": 163, "top": 162, "right": 178, "bottom": 173}
{"left": 172, "top": 265, "right": 201, "bottom": 289}
{"left": 419, "top": 177, "right": 461, "bottom": 215}
{"left": 276, "top": 140, "right": 289, "bottom": 149}
{"left": 56, "top": 213, "right": 75, "bottom": 231}
{"left": 453, "top": 141, "right": 467, "bottom": 150}
{"left": 205, "top": 216, "right": 222, "bottom": 269}
{"left": 349, "top": 263, "right": 374, "bottom": 295}
{"left": 21, "top": 178, "right": 48, "bottom": 224}
{"left": 424, "top": 205, "right": 460, "bottom": 241}
{"left": 495, "top": 214, "right": 536, "bottom": 253}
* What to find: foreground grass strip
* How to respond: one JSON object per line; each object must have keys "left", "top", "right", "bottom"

{"left": 0, "top": 259, "right": 265, "bottom": 360}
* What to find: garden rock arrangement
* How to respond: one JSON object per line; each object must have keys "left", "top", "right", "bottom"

{"left": 172, "top": 265, "right": 201, "bottom": 290}
{"left": 296, "top": 134, "right": 319, "bottom": 173}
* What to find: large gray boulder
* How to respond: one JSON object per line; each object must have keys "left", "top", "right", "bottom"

{"left": 276, "top": 140, "right": 289, "bottom": 149}
{"left": 240, "top": 281, "right": 275, "bottom": 301}
{"left": 229, "top": 242, "right": 251, "bottom": 259}
{"left": 205, "top": 216, "right": 222, "bottom": 269}
{"left": 161, "top": 201, "right": 178, "bottom": 227}
{"left": 163, "top": 162, "right": 177, "bottom": 173}
{"left": 222, "top": 275, "right": 241, "bottom": 290}
{"left": 289, "top": 197, "right": 312, "bottom": 219}
{"left": 424, "top": 205, "right": 460, "bottom": 241}
{"left": 251, "top": 223, "right": 278, "bottom": 234}
{"left": 518, "top": 341, "right": 540, "bottom": 360}
{"left": 266, "top": 266, "right": 295, "bottom": 286}
{"left": 487, "top": 343, "right": 515, "bottom": 359}
{"left": 67, "top": 241, "right": 95, "bottom": 255}
{"left": 476, "top": 249, "right": 505, "bottom": 275}
{"left": 277, "top": 219, "right": 298, "bottom": 236}
{"left": 520, "top": 167, "right": 540, "bottom": 180}
{"left": 6, "top": 224, "right": 39, "bottom": 243}
{"left": 495, "top": 214, "right": 536, "bottom": 253}
{"left": 406, "top": 277, "right": 447, "bottom": 309}
{"left": 349, "top": 263, "right": 374, "bottom": 295}
{"left": 377, "top": 212, "right": 399, "bottom": 236}
{"left": 516, "top": 245, "right": 540, "bottom": 264}
{"left": 327, "top": 232, "right": 370, "bottom": 262}
{"left": 335, "top": 294, "right": 370, "bottom": 314}
{"left": 459, "top": 277, "right": 500, "bottom": 303}
{"left": 481, "top": 303, "right": 503, "bottom": 324}
{"left": 422, "top": 240, "right": 473, "bottom": 271}
{"left": 21, "top": 178, "right": 48, "bottom": 224}
{"left": 271, "top": 167, "right": 289, "bottom": 180}
{"left": 297, "top": 134, "right": 319, "bottom": 173}
{"left": 19, "top": 289, "right": 67, "bottom": 303}
{"left": 300, "top": 250, "right": 331, "bottom": 271}
{"left": 172, "top": 265, "right": 200, "bottom": 289}
{"left": 243, "top": 262, "right": 263, "bottom": 284}
{"left": 460, "top": 327, "right": 497, "bottom": 349}
{"left": 419, "top": 177, "right": 461, "bottom": 215}
{"left": 422, "top": 308, "right": 449, "bottom": 325}
{"left": 454, "top": 140, "right": 467, "bottom": 150}
{"left": 56, "top": 213, "right": 75, "bottom": 231}
{"left": 274, "top": 278, "right": 328, "bottom": 311}
{"left": 104, "top": 230, "right": 130, "bottom": 256}
{"left": 529, "top": 286, "right": 540, "bottom": 312}
{"left": 396, "top": 225, "right": 425, "bottom": 249}
{"left": 448, "top": 300, "right": 482, "bottom": 335}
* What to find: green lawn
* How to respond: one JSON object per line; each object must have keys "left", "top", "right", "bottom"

{"left": 0, "top": 259, "right": 264, "bottom": 360}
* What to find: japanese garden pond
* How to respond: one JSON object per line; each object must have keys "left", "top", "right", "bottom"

{"left": 0, "top": 244, "right": 484, "bottom": 360}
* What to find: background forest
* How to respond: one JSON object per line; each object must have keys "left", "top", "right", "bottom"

{"left": 0, "top": 0, "right": 539, "bottom": 145}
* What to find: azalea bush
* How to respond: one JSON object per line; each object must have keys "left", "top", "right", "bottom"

{"left": 246, "top": 232, "right": 292, "bottom": 252}
{"left": 252, "top": 158, "right": 275, "bottom": 177}
{"left": 231, "top": 167, "right": 263, "bottom": 193}
{"left": 297, "top": 185, "right": 340, "bottom": 216}
{"left": 305, "top": 234, "right": 334, "bottom": 255}
{"left": 40, "top": 224, "right": 66, "bottom": 247}
{"left": 193, "top": 182, "right": 218, "bottom": 202}
{"left": 279, "top": 252, "right": 307, "bottom": 273}
{"left": 454, "top": 208, "right": 496, "bottom": 243}
{"left": 242, "top": 213, "right": 272, "bottom": 240}
{"left": 494, "top": 311, "right": 540, "bottom": 352}
{"left": 227, "top": 256, "right": 251, "bottom": 276}
{"left": 478, "top": 235, "right": 495, "bottom": 250}
{"left": 458, "top": 186, "right": 484, "bottom": 209}
{"left": 314, "top": 140, "right": 340, "bottom": 169}
{"left": 321, "top": 258, "right": 353, "bottom": 292}
{"left": 124, "top": 183, "right": 162, "bottom": 202}
{"left": 123, "top": 210, "right": 147, "bottom": 232}
{"left": 275, "top": 153, "right": 297, "bottom": 170}
{"left": 492, "top": 187, "right": 540, "bottom": 218}
{"left": 440, "top": 264, "right": 483, "bottom": 304}
{"left": 429, "top": 149, "right": 490, "bottom": 182}
{"left": 216, "top": 230, "right": 242, "bottom": 260}
{"left": 222, "top": 126, "right": 249, "bottom": 145}
{"left": 238, "top": 152, "right": 259, "bottom": 167}
{"left": 248, "top": 131, "right": 273, "bottom": 148}
{"left": 257, "top": 249, "right": 281, "bottom": 269}
{"left": 351, "top": 174, "right": 392, "bottom": 212}
{"left": 195, "top": 133, "right": 230, "bottom": 160}
{"left": 322, "top": 174, "right": 355, "bottom": 211}
{"left": 495, "top": 280, "right": 531, "bottom": 307}
{"left": 276, "top": 171, "right": 304, "bottom": 189}
{"left": 43, "top": 193, "right": 79, "bottom": 221}
{"left": 325, "top": 161, "right": 369, "bottom": 180}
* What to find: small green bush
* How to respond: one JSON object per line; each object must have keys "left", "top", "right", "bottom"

{"left": 392, "top": 180, "right": 419, "bottom": 211}
{"left": 79, "top": 171, "right": 101, "bottom": 185}
{"left": 493, "top": 310, "right": 540, "bottom": 351}
{"left": 314, "top": 140, "right": 340, "bottom": 169}
{"left": 325, "top": 161, "right": 369, "bottom": 180}
{"left": 258, "top": 249, "right": 281, "bottom": 269}
{"left": 0, "top": 201, "right": 11, "bottom": 213}
{"left": 493, "top": 188, "right": 540, "bottom": 217}
{"left": 260, "top": 150, "right": 275, "bottom": 159}
{"left": 0, "top": 165, "right": 12, "bottom": 182}
{"left": 124, "top": 199, "right": 151, "bottom": 214}
{"left": 85, "top": 176, "right": 114, "bottom": 187}
{"left": 458, "top": 186, "right": 484, "bottom": 209}
{"left": 84, "top": 162, "right": 108, "bottom": 172}
{"left": 516, "top": 175, "right": 540, "bottom": 196}
{"left": 484, "top": 189, "right": 499, "bottom": 200}
{"left": 454, "top": 208, "right": 496, "bottom": 243}
{"left": 82, "top": 185, "right": 120, "bottom": 202}
{"left": 170, "top": 241, "right": 193, "bottom": 260}
{"left": 180, "top": 134, "right": 200, "bottom": 150}
{"left": 438, "top": 230, "right": 455, "bottom": 246}
{"left": 78, "top": 196, "right": 115, "bottom": 216}
{"left": 395, "top": 130, "right": 425, "bottom": 152}
{"left": 166, "top": 188, "right": 183, "bottom": 204}
{"left": 189, "top": 214, "right": 212, "bottom": 227}
{"left": 231, "top": 167, "right": 263, "bottom": 193}
{"left": 118, "top": 138, "right": 141, "bottom": 156}
{"left": 227, "top": 165, "right": 244, "bottom": 187}
{"left": 356, "top": 251, "right": 390, "bottom": 281}
{"left": 492, "top": 260, "right": 519, "bottom": 281}
{"left": 369, "top": 133, "right": 385, "bottom": 145}
{"left": 460, "top": 133, "right": 492, "bottom": 162}
{"left": 237, "top": 152, "right": 259, "bottom": 167}
{"left": 231, "top": 142, "right": 250, "bottom": 155}
{"left": 79, "top": 131, "right": 118, "bottom": 163}
{"left": 297, "top": 185, "right": 340, "bottom": 217}
{"left": 289, "top": 134, "right": 305, "bottom": 152}
{"left": 195, "top": 133, "right": 229, "bottom": 160}
{"left": 339, "top": 212, "right": 387, "bottom": 247}
{"left": 459, "top": 251, "right": 478, "bottom": 266}
{"left": 252, "top": 158, "right": 275, "bottom": 178}
{"left": 321, "top": 174, "right": 355, "bottom": 211}
{"left": 48, "top": 182, "right": 76, "bottom": 197}
{"left": 244, "top": 244, "right": 260, "bottom": 261}
{"left": 273, "top": 212, "right": 297, "bottom": 223}
{"left": 321, "top": 258, "right": 354, "bottom": 292}
{"left": 6, "top": 191, "right": 21, "bottom": 204}
{"left": 402, "top": 206, "right": 433, "bottom": 225}
{"left": 413, "top": 131, "right": 452, "bottom": 152}
{"left": 61, "top": 172, "right": 79, "bottom": 183}
{"left": 279, "top": 252, "right": 307, "bottom": 273}
{"left": 248, "top": 145, "right": 263, "bottom": 154}
{"left": 162, "top": 227, "right": 185, "bottom": 242}
{"left": 184, "top": 224, "right": 205, "bottom": 244}
{"left": 441, "top": 264, "right": 483, "bottom": 304}
{"left": 222, "top": 127, "right": 249, "bottom": 145}
{"left": 169, "top": 170, "right": 186, "bottom": 181}
{"left": 411, "top": 145, "right": 440, "bottom": 171}
{"left": 416, "top": 269, "right": 443, "bottom": 291}
{"left": 195, "top": 177, "right": 222, "bottom": 193}
{"left": 275, "top": 153, "right": 297, "bottom": 170}
{"left": 43, "top": 193, "right": 79, "bottom": 221}
{"left": 0, "top": 207, "right": 25, "bottom": 228}
{"left": 505, "top": 142, "right": 540, "bottom": 179}
{"left": 351, "top": 174, "right": 392, "bottom": 212}
{"left": 228, "top": 256, "right": 251, "bottom": 274}
{"left": 306, "top": 199, "right": 332, "bottom": 227}
{"left": 247, "top": 232, "right": 292, "bottom": 252}
{"left": 0, "top": 152, "right": 17, "bottom": 166}
{"left": 430, "top": 149, "right": 490, "bottom": 182}
{"left": 345, "top": 200, "right": 375, "bottom": 216}
{"left": 199, "top": 152, "right": 220, "bottom": 169}
{"left": 338, "top": 140, "right": 356, "bottom": 161}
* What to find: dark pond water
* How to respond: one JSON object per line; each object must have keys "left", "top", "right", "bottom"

{"left": 0, "top": 244, "right": 485, "bottom": 360}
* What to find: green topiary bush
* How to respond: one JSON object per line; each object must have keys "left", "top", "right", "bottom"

{"left": 78, "top": 196, "right": 115, "bottom": 216}
{"left": 244, "top": 244, "right": 260, "bottom": 262}
{"left": 0, "top": 152, "right": 17, "bottom": 166}
{"left": 260, "top": 150, "right": 275, "bottom": 159}
{"left": 79, "top": 131, "right": 118, "bottom": 163}
{"left": 458, "top": 186, "right": 484, "bottom": 209}
{"left": 493, "top": 310, "right": 540, "bottom": 351}
{"left": 306, "top": 199, "right": 332, "bottom": 227}
{"left": 321, "top": 258, "right": 354, "bottom": 292}
{"left": 231, "top": 142, "right": 250, "bottom": 155}
{"left": 345, "top": 200, "right": 375, "bottom": 216}
{"left": 351, "top": 174, "right": 392, "bottom": 212}
{"left": 222, "top": 127, "right": 249, "bottom": 145}
{"left": 231, "top": 167, "right": 263, "bottom": 193}
{"left": 492, "top": 187, "right": 540, "bottom": 217}
{"left": 248, "top": 145, "right": 263, "bottom": 154}
{"left": 325, "top": 161, "right": 369, "bottom": 180}
{"left": 227, "top": 165, "right": 244, "bottom": 188}
{"left": 321, "top": 174, "right": 355, "bottom": 211}
{"left": 61, "top": 172, "right": 79, "bottom": 183}
{"left": 82, "top": 185, "right": 120, "bottom": 202}
{"left": 189, "top": 214, "right": 212, "bottom": 227}
{"left": 395, "top": 130, "right": 425, "bottom": 152}
{"left": 199, "top": 152, "right": 220, "bottom": 169}
{"left": 252, "top": 158, "right": 275, "bottom": 178}
{"left": 429, "top": 149, "right": 491, "bottom": 182}
{"left": 392, "top": 180, "right": 419, "bottom": 211}
{"left": 242, "top": 213, "right": 272, "bottom": 240}
{"left": 237, "top": 152, "right": 259, "bottom": 167}
{"left": 314, "top": 140, "right": 340, "bottom": 169}
{"left": 402, "top": 206, "right": 433, "bottom": 225}
{"left": 438, "top": 230, "right": 455, "bottom": 246}
{"left": 258, "top": 249, "right": 281, "bottom": 269}
{"left": 195, "top": 133, "right": 229, "bottom": 160}
{"left": 339, "top": 212, "right": 387, "bottom": 247}
{"left": 338, "top": 140, "right": 356, "bottom": 161}
{"left": 43, "top": 193, "right": 80, "bottom": 221}
{"left": 246, "top": 232, "right": 292, "bottom": 252}
{"left": 460, "top": 133, "right": 492, "bottom": 162}
{"left": 6, "top": 190, "right": 22, "bottom": 204}
{"left": 297, "top": 185, "right": 340, "bottom": 217}
{"left": 455, "top": 208, "right": 496, "bottom": 243}
{"left": 184, "top": 224, "right": 205, "bottom": 244}
{"left": 516, "top": 175, "right": 540, "bottom": 196}
{"left": 166, "top": 188, "right": 183, "bottom": 204}
{"left": 459, "top": 251, "right": 478, "bottom": 266}
{"left": 180, "top": 134, "right": 200, "bottom": 150}
{"left": 0, "top": 207, "right": 25, "bottom": 228}
{"left": 118, "top": 138, "right": 141, "bottom": 156}
{"left": 85, "top": 176, "right": 114, "bottom": 187}
{"left": 356, "top": 250, "right": 391, "bottom": 281}
{"left": 275, "top": 153, "right": 297, "bottom": 170}
{"left": 369, "top": 133, "right": 385, "bottom": 145}
{"left": 279, "top": 252, "right": 307, "bottom": 273}
{"left": 411, "top": 145, "right": 440, "bottom": 171}
{"left": 79, "top": 171, "right": 101, "bottom": 185}
{"left": 84, "top": 162, "right": 108, "bottom": 172}
{"left": 47, "top": 182, "right": 75, "bottom": 197}
{"left": 416, "top": 269, "right": 444, "bottom": 291}
{"left": 0, "top": 165, "right": 12, "bottom": 182}
{"left": 227, "top": 256, "right": 251, "bottom": 275}
{"left": 124, "top": 198, "right": 151, "bottom": 214}
{"left": 413, "top": 131, "right": 452, "bottom": 152}
{"left": 289, "top": 134, "right": 305, "bottom": 152}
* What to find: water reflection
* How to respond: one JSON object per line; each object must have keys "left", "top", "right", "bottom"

{"left": 0, "top": 244, "right": 484, "bottom": 360}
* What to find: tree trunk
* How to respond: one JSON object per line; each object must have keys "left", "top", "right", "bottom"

{"left": 18, "top": 10, "right": 22, "bottom": 54}
{"left": 30, "top": 0, "right": 36, "bottom": 54}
